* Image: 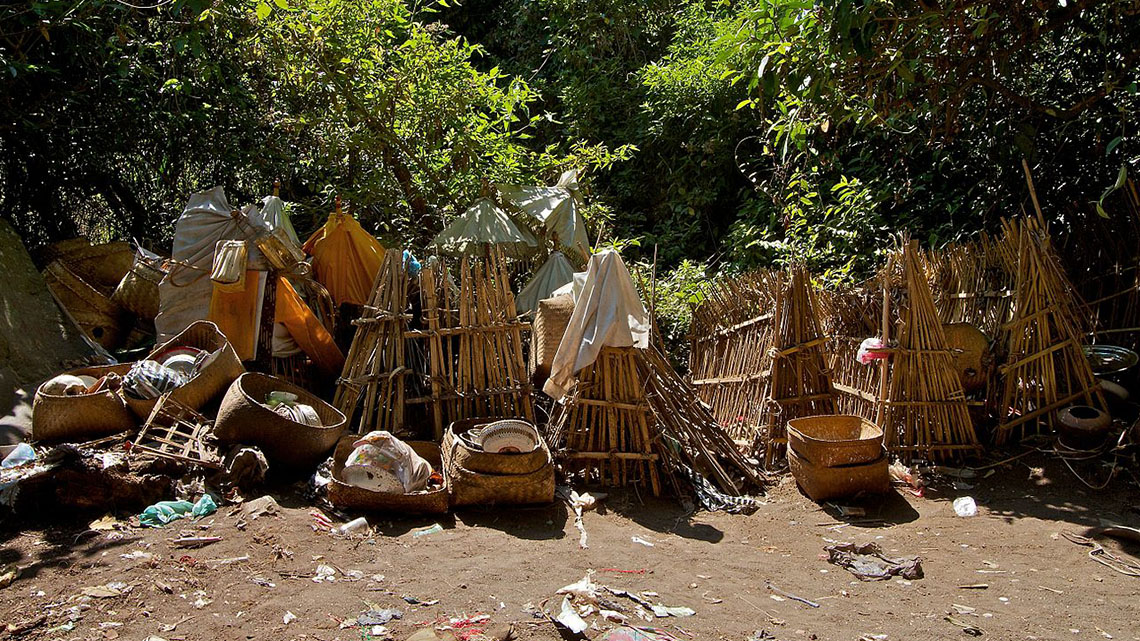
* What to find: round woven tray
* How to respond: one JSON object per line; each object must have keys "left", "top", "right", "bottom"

{"left": 327, "top": 435, "right": 449, "bottom": 514}
{"left": 444, "top": 418, "right": 549, "bottom": 475}
{"left": 32, "top": 363, "right": 137, "bottom": 443}
{"left": 214, "top": 372, "right": 346, "bottom": 470}
{"left": 123, "top": 320, "right": 245, "bottom": 419}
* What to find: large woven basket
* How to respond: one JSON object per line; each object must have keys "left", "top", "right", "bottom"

{"left": 786, "top": 415, "right": 884, "bottom": 468}
{"left": 43, "top": 260, "right": 128, "bottom": 349}
{"left": 444, "top": 434, "right": 554, "bottom": 507}
{"left": 49, "top": 240, "right": 134, "bottom": 294}
{"left": 530, "top": 294, "right": 574, "bottom": 387}
{"left": 124, "top": 320, "right": 245, "bottom": 419}
{"left": 31, "top": 364, "right": 137, "bottom": 443}
{"left": 327, "top": 436, "right": 449, "bottom": 514}
{"left": 111, "top": 258, "right": 164, "bottom": 320}
{"left": 214, "top": 372, "right": 346, "bottom": 470}
{"left": 787, "top": 447, "right": 890, "bottom": 502}
{"left": 444, "top": 418, "right": 550, "bottom": 475}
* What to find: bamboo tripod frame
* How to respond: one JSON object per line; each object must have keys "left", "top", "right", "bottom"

{"left": 756, "top": 267, "right": 837, "bottom": 466}
{"left": 334, "top": 249, "right": 410, "bottom": 434}
{"left": 879, "top": 243, "right": 981, "bottom": 461}
{"left": 410, "top": 250, "right": 534, "bottom": 440}
{"left": 817, "top": 285, "right": 884, "bottom": 422}
{"left": 996, "top": 218, "right": 1106, "bottom": 442}
{"left": 549, "top": 346, "right": 663, "bottom": 495}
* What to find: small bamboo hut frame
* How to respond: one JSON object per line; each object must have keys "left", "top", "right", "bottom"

{"left": 548, "top": 346, "right": 663, "bottom": 495}
{"left": 410, "top": 249, "right": 534, "bottom": 439}
{"left": 880, "top": 242, "right": 981, "bottom": 461}
{"left": 334, "top": 249, "right": 410, "bottom": 434}
{"left": 996, "top": 217, "right": 1107, "bottom": 442}
{"left": 817, "top": 283, "right": 883, "bottom": 422}
{"left": 756, "top": 267, "right": 837, "bottom": 466}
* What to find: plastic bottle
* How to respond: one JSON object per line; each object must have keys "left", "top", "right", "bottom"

{"left": 337, "top": 517, "right": 370, "bottom": 534}
{"left": 1, "top": 443, "right": 35, "bottom": 468}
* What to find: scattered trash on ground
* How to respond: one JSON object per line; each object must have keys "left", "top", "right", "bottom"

{"left": 825, "top": 542, "right": 923, "bottom": 581}
{"left": 953, "top": 496, "right": 978, "bottom": 517}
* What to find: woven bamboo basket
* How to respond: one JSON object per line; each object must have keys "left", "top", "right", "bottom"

{"left": 444, "top": 433, "right": 554, "bottom": 507}
{"left": 327, "top": 436, "right": 449, "bottom": 514}
{"left": 787, "top": 447, "right": 890, "bottom": 502}
{"left": 43, "top": 260, "right": 128, "bottom": 349}
{"left": 123, "top": 321, "right": 245, "bottom": 419}
{"left": 786, "top": 415, "right": 884, "bottom": 468}
{"left": 444, "top": 418, "right": 550, "bottom": 475}
{"left": 111, "top": 259, "right": 164, "bottom": 320}
{"left": 214, "top": 372, "right": 346, "bottom": 469}
{"left": 31, "top": 363, "right": 137, "bottom": 442}
{"left": 530, "top": 293, "right": 574, "bottom": 386}
{"left": 50, "top": 240, "right": 134, "bottom": 293}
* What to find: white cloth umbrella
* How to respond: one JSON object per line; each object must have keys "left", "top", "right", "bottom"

{"left": 543, "top": 250, "right": 650, "bottom": 399}
{"left": 429, "top": 197, "right": 538, "bottom": 259}
{"left": 497, "top": 168, "right": 591, "bottom": 261}
{"left": 252, "top": 195, "right": 300, "bottom": 246}
{"left": 516, "top": 251, "right": 575, "bottom": 315}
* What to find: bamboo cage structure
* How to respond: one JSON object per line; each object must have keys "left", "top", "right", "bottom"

{"left": 817, "top": 284, "right": 883, "bottom": 422}
{"left": 334, "top": 249, "right": 410, "bottom": 434}
{"left": 410, "top": 249, "right": 534, "bottom": 439}
{"left": 879, "top": 242, "right": 981, "bottom": 461}
{"left": 548, "top": 346, "right": 663, "bottom": 495}
{"left": 687, "top": 270, "right": 778, "bottom": 440}
{"left": 996, "top": 217, "right": 1106, "bottom": 442}
{"left": 755, "top": 267, "right": 837, "bottom": 466}
{"left": 925, "top": 234, "right": 1018, "bottom": 339}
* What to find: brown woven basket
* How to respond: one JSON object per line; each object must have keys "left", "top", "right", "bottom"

{"left": 124, "top": 320, "right": 245, "bottom": 419}
{"left": 43, "top": 260, "right": 128, "bottom": 349}
{"left": 530, "top": 294, "right": 574, "bottom": 386}
{"left": 111, "top": 259, "right": 164, "bottom": 320}
{"left": 444, "top": 418, "right": 550, "bottom": 475}
{"left": 31, "top": 364, "right": 137, "bottom": 443}
{"left": 214, "top": 372, "right": 346, "bottom": 469}
{"left": 786, "top": 415, "right": 884, "bottom": 468}
{"left": 51, "top": 240, "right": 134, "bottom": 293}
{"left": 787, "top": 447, "right": 890, "bottom": 502}
{"left": 444, "top": 434, "right": 554, "bottom": 507}
{"left": 327, "top": 436, "right": 449, "bottom": 514}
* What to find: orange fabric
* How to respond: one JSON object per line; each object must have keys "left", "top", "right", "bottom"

{"left": 208, "top": 270, "right": 264, "bottom": 360}
{"left": 303, "top": 212, "right": 384, "bottom": 306}
{"left": 275, "top": 277, "right": 345, "bottom": 377}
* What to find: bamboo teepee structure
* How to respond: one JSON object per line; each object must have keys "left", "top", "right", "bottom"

{"left": 334, "top": 249, "right": 410, "bottom": 434}
{"left": 996, "top": 217, "right": 1106, "bottom": 442}
{"left": 755, "top": 267, "right": 837, "bottom": 466}
{"left": 411, "top": 249, "right": 534, "bottom": 439}
{"left": 880, "top": 242, "right": 981, "bottom": 461}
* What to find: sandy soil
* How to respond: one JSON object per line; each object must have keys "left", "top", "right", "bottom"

{"left": 2, "top": 454, "right": 1139, "bottom": 641}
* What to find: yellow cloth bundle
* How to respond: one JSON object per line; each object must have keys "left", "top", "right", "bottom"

{"left": 302, "top": 212, "right": 383, "bottom": 306}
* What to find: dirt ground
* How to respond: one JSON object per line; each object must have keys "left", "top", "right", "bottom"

{"left": 2, "top": 453, "right": 1140, "bottom": 641}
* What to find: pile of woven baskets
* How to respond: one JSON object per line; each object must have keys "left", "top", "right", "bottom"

{"left": 785, "top": 414, "right": 889, "bottom": 502}
{"left": 443, "top": 418, "right": 555, "bottom": 507}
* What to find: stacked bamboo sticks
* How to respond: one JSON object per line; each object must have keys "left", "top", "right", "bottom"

{"left": 687, "top": 270, "right": 778, "bottom": 439}
{"left": 996, "top": 217, "right": 1106, "bottom": 442}
{"left": 756, "top": 267, "right": 837, "bottom": 466}
{"left": 548, "top": 346, "right": 663, "bottom": 495}
{"left": 410, "top": 249, "right": 534, "bottom": 439}
{"left": 880, "top": 242, "right": 981, "bottom": 461}
{"left": 334, "top": 249, "right": 410, "bottom": 434}
{"left": 925, "top": 234, "right": 1017, "bottom": 339}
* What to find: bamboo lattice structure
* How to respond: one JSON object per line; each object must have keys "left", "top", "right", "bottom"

{"left": 996, "top": 217, "right": 1106, "bottom": 442}
{"left": 880, "top": 243, "right": 981, "bottom": 461}
{"left": 817, "top": 284, "right": 883, "bottom": 421}
{"left": 410, "top": 250, "right": 534, "bottom": 439}
{"left": 756, "top": 267, "right": 837, "bottom": 466}
{"left": 334, "top": 249, "right": 410, "bottom": 434}
{"left": 687, "top": 270, "right": 778, "bottom": 440}
{"left": 926, "top": 234, "right": 1018, "bottom": 339}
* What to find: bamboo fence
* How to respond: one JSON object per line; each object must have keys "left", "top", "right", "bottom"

{"left": 817, "top": 283, "right": 883, "bottom": 422}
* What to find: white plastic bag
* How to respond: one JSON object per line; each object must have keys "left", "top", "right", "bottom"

{"left": 342, "top": 431, "right": 432, "bottom": 494}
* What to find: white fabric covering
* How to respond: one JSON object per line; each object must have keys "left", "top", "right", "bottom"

{"left": 497, "top": 168, "right": 591, "bottom": 261}
{"left": 516, "top": 251, "right": 575, "bottom": 315}
{"left": 543, "top": 250, "right": 649, "bottom": 399}
{"left": 429, "top": 197, "right": 538, "bottom": 258}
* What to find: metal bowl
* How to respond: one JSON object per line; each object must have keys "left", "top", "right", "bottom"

{"left": 1083, "top": 345, "right": 1138, "bottom": 376}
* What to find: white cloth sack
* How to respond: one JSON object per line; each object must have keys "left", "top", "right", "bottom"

{"left": 543, "top": 250, "right": 650, "bottom": 399}
{"left": 516, "top": 251, "right": 575, "bottom": 315}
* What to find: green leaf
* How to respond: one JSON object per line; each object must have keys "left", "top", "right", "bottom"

{"left": 255, "top": 2, "right": 271, "bottom": 20}
{"left": 735, "top": 99, "right": 752, "bottom": 111}
{"left": 1106, "top": 135, "right": 1122, "bottom": 156}
{"left": 273, "top": 0, "right": 288, "bottom": 9}
{"left": 1113, "top": 163, "right": 1128, "bottom": 189}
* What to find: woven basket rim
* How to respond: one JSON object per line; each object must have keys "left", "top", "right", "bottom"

{"left": 35, "top": 363, "right": 131, "bottom": 400}
{"left": 231, "top": 371, "right": 345, "bottom": 430}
